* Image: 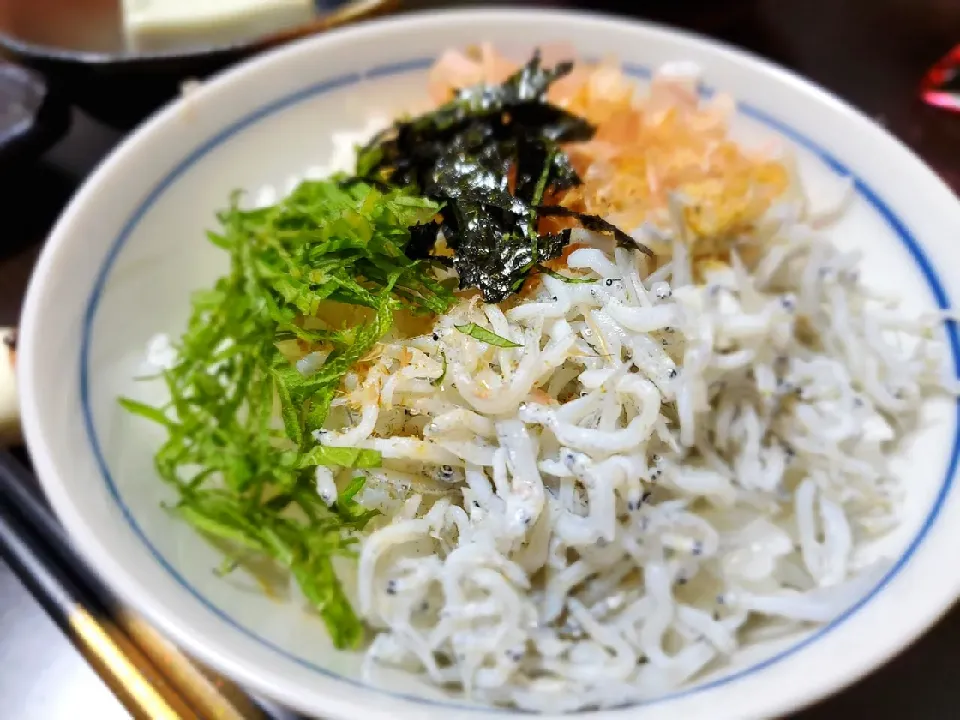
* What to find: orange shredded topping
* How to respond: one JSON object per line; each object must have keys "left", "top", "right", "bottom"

{"left": 427, "top": 48, "right": 791, "bottom": 269}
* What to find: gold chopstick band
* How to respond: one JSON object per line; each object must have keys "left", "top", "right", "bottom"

{"left": 70, "top": 607, "right": 199, "bottom": 719}
{"left": 118, "top": 610, "right": 264, "bottom": 720}
{"left": 69, "top": 606, "right": 267, "bottom": 719}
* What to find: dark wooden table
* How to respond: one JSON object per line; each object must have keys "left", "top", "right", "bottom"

{"left": 1, "top": 1, "right": 958, "bottom": 717}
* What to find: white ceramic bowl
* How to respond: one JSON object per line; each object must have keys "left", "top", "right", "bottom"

{"left": 18, "top": 9, "right": 960, "bottom": 720}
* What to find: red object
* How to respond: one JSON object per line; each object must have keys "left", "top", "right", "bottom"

{"left": 921, "top": 44, "right": 960, "bottom": 113}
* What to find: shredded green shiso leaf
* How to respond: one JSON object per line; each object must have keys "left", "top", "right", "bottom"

{"left": 536, "top": 265, "right": 596, "bottom": 284}
{"left": 432, "top": 350, "right": 448, "bottom": 387}
{"left": 454, "top": 323, "right": 523, "bottom": 348}
{"left": 123, "top": 178, "right": 453, "bottom": 649}
{"left": 122, "top": 50, "right": 641, "bottom": 650}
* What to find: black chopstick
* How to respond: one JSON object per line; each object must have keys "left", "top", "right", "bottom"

{"left": 0, "top": 451, "right": 100, "bottom": 588}
{"left": 0, "top": 450, "right": 267, "bottom": 719}
{"left": 0, "top": 451, "right": 200, "bottom": 719}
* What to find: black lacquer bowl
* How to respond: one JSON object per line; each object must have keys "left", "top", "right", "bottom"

{"left": 0, "top": 0, "right": 395, "bottom": 140}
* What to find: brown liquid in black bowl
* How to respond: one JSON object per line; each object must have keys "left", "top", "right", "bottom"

{"left": 0, "top": 0, "right": 125, "bottom": 54}
{"left": 0, "top": 0, "right": 392, "bottom": 130}
{"left": 0, "top": 0, "right": 259, "bottom": 129}
{"left": 0, "top": 0, "right": 312, "bottom": 129}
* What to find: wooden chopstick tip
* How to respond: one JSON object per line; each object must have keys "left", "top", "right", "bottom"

{"left": 0, "top": 326, "right": 20, "bottom": 447}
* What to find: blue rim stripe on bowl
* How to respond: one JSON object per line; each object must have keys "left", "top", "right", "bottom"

{"left": 79, "top": 57, "right": 960, "bottom": 712}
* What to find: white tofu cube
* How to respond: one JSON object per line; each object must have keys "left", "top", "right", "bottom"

{"left": 122, "top": 0, "right": 316, "bottom": 52}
